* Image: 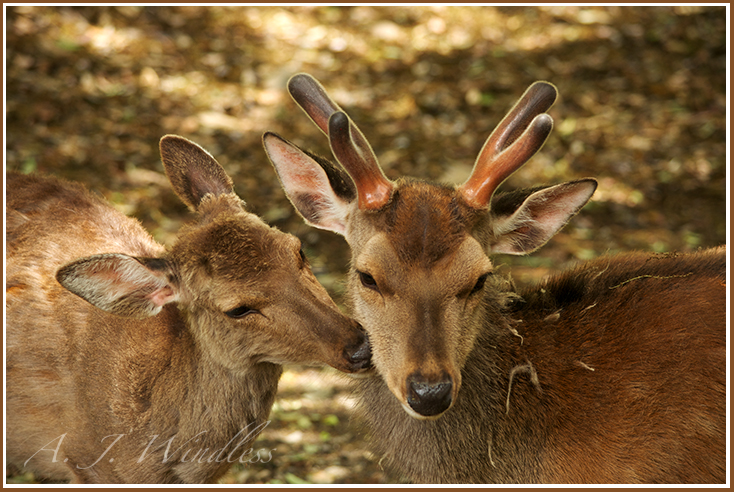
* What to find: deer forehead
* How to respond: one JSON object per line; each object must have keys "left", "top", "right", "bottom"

{"left": 349, "top": 180, "right": 484, "bottom": 267}
{"left": 175, "top": 214, "right": 300, "bottom": 283}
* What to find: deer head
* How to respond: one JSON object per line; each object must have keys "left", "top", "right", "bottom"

{"left": 56, "top": 135, "right": 372, "bottom": 375}
{"left": 263, "top": 74, "right": 596, "bottom": 418}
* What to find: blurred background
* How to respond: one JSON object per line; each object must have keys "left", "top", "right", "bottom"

{"left": 5, "top": 5, "right": 727, "bottom": 484}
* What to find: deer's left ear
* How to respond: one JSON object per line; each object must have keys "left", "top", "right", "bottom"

{"left": 160, "top": 135, "right": 235, "bottom": 210}
{"left": 487, "top": 179, "right": 597, "bottom": 255}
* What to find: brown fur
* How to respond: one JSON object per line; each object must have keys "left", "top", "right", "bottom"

{"left": 356, "top": 248, "right": 726, "bottom": 483}
{"left": 5, "top": 135, "right": 370, "bottom": 484}
{"left": 264, "top": 73, "right": 727, "bottom": 484}
{"left": 376, "top": 179, "right": 482, "bottom": 268}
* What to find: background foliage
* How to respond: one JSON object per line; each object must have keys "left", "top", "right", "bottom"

{"left": 5, "top": 5, "right": 727, "bottom": 484}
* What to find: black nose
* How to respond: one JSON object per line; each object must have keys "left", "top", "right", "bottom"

{"left": 406, "top": 373, "right": 453, "bottom": 417}
{"left": 345, "top": 330, "right": 372, "bottom": 371}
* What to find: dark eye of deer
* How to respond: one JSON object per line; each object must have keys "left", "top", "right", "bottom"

{"left": 298, "top": 247, "right": 308, "bottom": 266}
{"left": 358, "top": 271, "right": 379, "bottom": 292}
{"left": 225, "top": 305, "right": 259, "bottom": 319}
{"left": 470, "top": 273, "right": 490, "bottom": 295}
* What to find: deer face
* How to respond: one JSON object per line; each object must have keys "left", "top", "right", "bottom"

{"left": 172, "top": 203, "right": 371, "bottom": 375}
{"left": 335, "top": 181, "right": 490, "bottom": 417}
{"left": 264, "top": 74, "right": 596, "bottom": 418}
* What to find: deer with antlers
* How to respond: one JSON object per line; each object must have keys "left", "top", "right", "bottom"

{"left": 262, "top": 74, "right": 726, "bottom": 483}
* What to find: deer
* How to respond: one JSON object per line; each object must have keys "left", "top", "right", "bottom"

{"left": 261, "top": 73, "right": 726, "bottom": 484}
{"left": 5, "top": 134, "right": 372, "bottom": 484}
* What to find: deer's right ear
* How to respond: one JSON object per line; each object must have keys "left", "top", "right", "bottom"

{"left": 263, "top": 132, "right": 354, "bottom": 235}
{"left": 57, "top": 253, "right": 180, "bottom": 319}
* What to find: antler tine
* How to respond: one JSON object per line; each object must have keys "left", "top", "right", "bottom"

{"left": 288, "top": 73, "right": 393, "bottom": 211}
{"left": 329, "top": 111, "right": 393, "bottom": 210}
{"left": 288, "top": 73, "right": 342, "bottom": 135}
{"left": 459, "top": 81, "right": 558, "bottom": 209}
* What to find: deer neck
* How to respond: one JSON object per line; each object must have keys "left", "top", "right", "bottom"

{"left": 177, "top": 311, "right": 283, "bottom": 430}
{"left": 142, "top": 306, "right": 282, "bottom": 478}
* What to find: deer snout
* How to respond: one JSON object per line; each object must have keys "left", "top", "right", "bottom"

{"left": 342, "top": 327, "right": 372, "bottom": 373}
{"left": 406, "top": 372, "right": 453, "bottom": 418}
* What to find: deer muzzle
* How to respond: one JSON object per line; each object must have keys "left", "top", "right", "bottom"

{"left": 341, "top": 327, "right": 373, "bottom": 373}
{"left": 406, "top": 371, "right": 454, "bottom": 418}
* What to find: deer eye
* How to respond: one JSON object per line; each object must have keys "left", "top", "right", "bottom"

{"left": 358, "top": 271, "right": 380, "bottom": 293}
{"left": 225, "top": 305, "right": 259, "bottom": 319}
{"left": 470, "top": 273, "right": 491, "bottom": 295}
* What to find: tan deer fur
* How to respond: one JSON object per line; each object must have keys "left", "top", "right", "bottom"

{"left": 263, "top": 73, "right": 726, "bottom": 483}
{"left": 5, "top": 135, "right": 371, "bottom": 484}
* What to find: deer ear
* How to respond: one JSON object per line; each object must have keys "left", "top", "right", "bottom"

{"left": 160, "top": 135, "right": 235, "bottom": 210}
{"left": 488, "top": 179, "right": 597, "bottom": 255}
{"left": 57, "top": 254, "right": 180, "bottom": 319}
{"left": 263, "top": 132, "right": 355, "bottom": 236}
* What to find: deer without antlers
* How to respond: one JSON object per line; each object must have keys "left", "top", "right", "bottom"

{"left": 263, "top": 74, "right": 726, "bottom": 483}
{"left": 5, "top": 135, "right": 371, "bottom": 484}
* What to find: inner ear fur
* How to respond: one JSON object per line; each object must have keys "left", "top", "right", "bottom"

{"left": 488, "top": 179, "right": 597, "bottom": 255}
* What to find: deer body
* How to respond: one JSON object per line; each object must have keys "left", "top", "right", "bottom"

{"left": 5, "top": 136, "right": 370, "bottom": 484}
{"left": 357, "top": 249, "right": 725, "bottom": 483}
{"left": 264, "top": 74, "right": 726, "bottom": 483}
